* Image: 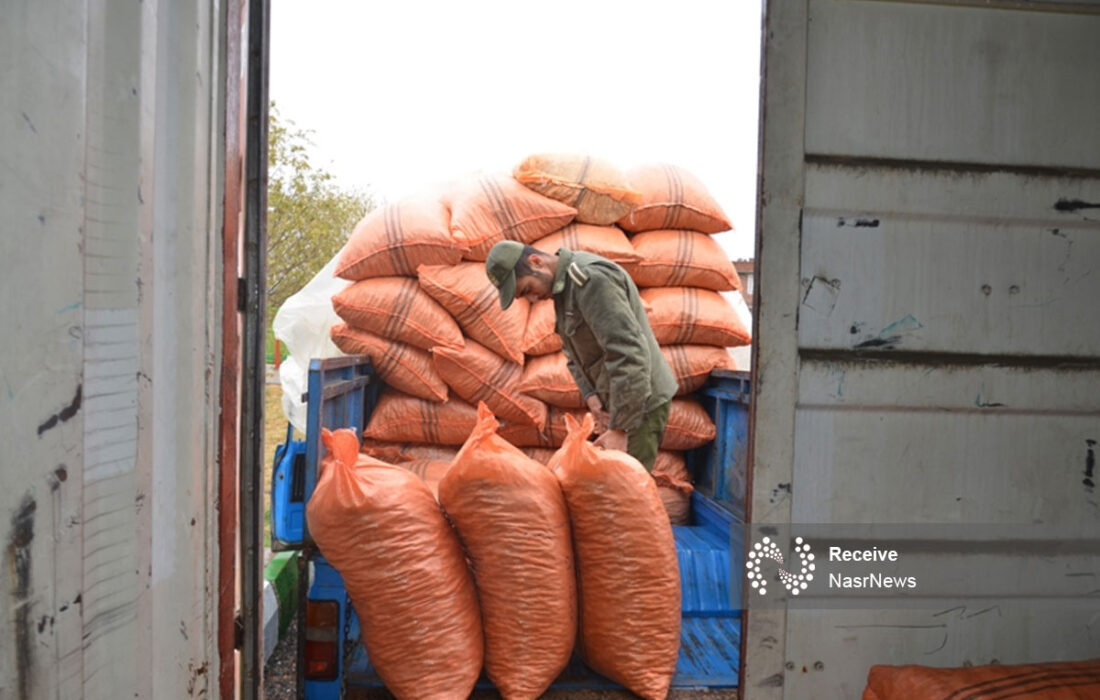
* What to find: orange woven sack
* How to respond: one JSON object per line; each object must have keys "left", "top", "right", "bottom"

{"left": 532, "top": 223, "right": 642, "bottom": 265}
{"left": 498, "top": 407, "right": 586, "bottom": 448}
{"left": 433, "top": 340, "right": 547, "bottom": 429}
{"left": 447, "top": 174, "right": 578, "bottom": 261}
{"left": 330, "top": 324, "right": 448, "bottom": 402}
{"left": 364, "top": 392, "right": 479, "bottom": 445}
{"left": 628, "top": 230, "right": 742, "bottom": 291}
{"left": 662, "top": 345, "right": 735, "bottom": 396}
{"left": 307, "top": 429, "right": 483, "bottom": 699}
{"left": 522, "top": 299, "right": 561, "bottom": 356}
{"left": 418, "top": 263, "right": 529, "bottom": 363}
{"left": 330, "top": 324, "right": 449, "bottom": 402}
{"left": 863, "top": 658, "right": 1100, "bottom": 700}
{"left": 514, "top": 154, "right": 643, "bottom": 226}
{"left": 521, "top": 447, "right": 559, "bottom": 464}
{"left": 661, "top": 398, "right": 717, "bottom": 450}
{"left": 439, "top": 404, "right": 577, "bottom": 700}
{"left": 332, "top": 277, "right": 464, "bottom": 351}
{"left": 336, "top": 197, "right": 466, "bottom": 280}
{"left": 617, "top": 163, "right": 732, "bottom": 234}
{"left": 642, "top": 287, "right": 752, "bottom": 347}
{"left": 398, "top": 459, "right": 452, "bottom": 499}
{"left": 361, "top": 440, "right": 459, "bottom": 464}
{"left": 548, "top": 413, "right": 680, "bottom": 700}
{"left": 653, "top": 451, "right": 693, "bottom": 526}
{"left": 517, "top": 353, "right": 585, "bottom": 409}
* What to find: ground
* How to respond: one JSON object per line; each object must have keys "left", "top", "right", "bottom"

{"left": 264, "top": 614, "right": 298, "bottom": 698}
{"left": 264, "top": 377, "right": 300, "bottom": 697}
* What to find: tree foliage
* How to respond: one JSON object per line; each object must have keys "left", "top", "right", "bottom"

{"left": 267, "top": 104, "right": 374, "bottom": 314}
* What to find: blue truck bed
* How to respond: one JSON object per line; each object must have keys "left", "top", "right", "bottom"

{"left": 272, "top": 356, "right": 748, "bottom": 698}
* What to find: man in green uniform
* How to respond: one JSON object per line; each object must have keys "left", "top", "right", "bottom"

{"left": 485, "top": 241, "right": 677, "bottom": 471}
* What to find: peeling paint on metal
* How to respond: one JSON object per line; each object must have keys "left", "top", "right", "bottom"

{"left": 963, "top": 605, "right": 1001, "bottom": 620}
{"left": 802, "top": 276, "right": 841, "bottom": 316}
{"left": 975, "top": 384, "right": 1006, "bottom": 409}
{"left": 185, "top": 660, "right": 209, "bottom": 696}
{"left": 1054, "top": 199, "right": 1100, "bottom": 212}
{"left": 854, "top": 336, "right": 901, "bottom": 350}
{"left": 36, "top": 384, "right": 82, "bottom": 437}
{"left": 770, "top": 483, "right": 793, "bottom": 505}
{"left": 881, "top": 314, "right": 923, "bottom": 336}
{"left": 1086, "top": 439, "right": 1096, "bottom": 491}
{"left": 926, "top": 634, "right": 948, "bottom": 655}
{"left": 9, "top": 493, "right": 37, "bottom": 700}
{"left": 759, "top": 673, "right": 785, "bottom": 688}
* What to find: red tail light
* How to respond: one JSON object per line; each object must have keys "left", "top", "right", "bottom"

{"left": 304, "top": 600, "right": 339, "bottom": 681}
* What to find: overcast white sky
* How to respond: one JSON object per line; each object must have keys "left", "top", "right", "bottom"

{"left": 270, "top": 0, "right": 763, "bottom": 261}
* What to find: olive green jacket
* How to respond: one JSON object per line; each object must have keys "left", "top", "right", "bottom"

{"left": 551, "top": 249, "right": 678, "bottom": 433}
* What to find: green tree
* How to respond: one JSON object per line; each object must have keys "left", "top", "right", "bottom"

{"left": 267, "top": 103, "right": 374, "bottom": 314}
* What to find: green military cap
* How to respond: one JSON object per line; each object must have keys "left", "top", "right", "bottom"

{"left": 484, "top": 240, "right": 525, "bottom": 310}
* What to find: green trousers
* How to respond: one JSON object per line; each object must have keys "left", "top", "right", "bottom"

{"left": 627, "top": 400, "right": 671, "bottom": 472}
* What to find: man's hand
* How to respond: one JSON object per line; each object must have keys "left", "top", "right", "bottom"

{"left": 593, "top": 429, "right": 628, "bottom": 453}
{"left": 585, "top": 394, "right": 611, "bottom": 434}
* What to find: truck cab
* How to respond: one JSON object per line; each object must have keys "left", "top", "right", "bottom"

{"left": 272, "top": 355, "right": 750, "bottom": 698}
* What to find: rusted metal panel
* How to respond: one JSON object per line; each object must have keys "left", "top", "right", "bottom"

{"left": 241, "top": 1, "right": 271, "bottom": 696}
{"left": 805, "top": 0, "right": 1100, "bottom": 170}
{"left": 218, "top": 1, "right": 247, "bottom": 697}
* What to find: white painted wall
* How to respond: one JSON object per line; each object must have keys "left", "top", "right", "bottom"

{"left": 750, "top": 1, "right": 1100, "bottom": 698}
{"left": 1, "top": 2, "right": 228, "bottom": 698}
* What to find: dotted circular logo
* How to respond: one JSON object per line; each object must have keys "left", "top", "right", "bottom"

{"left": 746, "top": 536, "right": 815, "bottom": 597}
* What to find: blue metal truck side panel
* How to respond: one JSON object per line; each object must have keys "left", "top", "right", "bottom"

{"left": 272, "top": 357, "right": 379, "bottom": 548}
{"left": 690, "top": 370, "right": 751, "bottom": 522}
{"left": 271, "top": 422, "right": 308, "bottom": 549}
{"left": 277, "top": 357, "right": 749, "bottom": 696}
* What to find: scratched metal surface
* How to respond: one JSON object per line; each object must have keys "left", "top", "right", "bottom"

{"left": 805, "top": 0, "right": 1100, "bottom": 170}
{"left": 750, "top": 1, "right": 1100, "bottom": 698}
{"left": 1, "top": 3, "right": 226, "bottom": 698}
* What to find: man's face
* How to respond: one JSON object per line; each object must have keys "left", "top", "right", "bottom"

{"left": 516, "top": 269, "right": 553, "bottom": 304}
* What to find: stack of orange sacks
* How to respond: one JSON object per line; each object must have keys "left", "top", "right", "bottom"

{"left": 331, "top": 155, "right": 750, "bottom": 524}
